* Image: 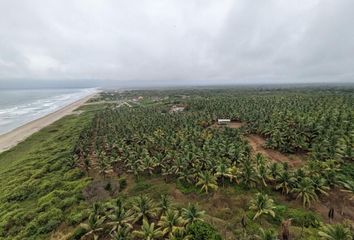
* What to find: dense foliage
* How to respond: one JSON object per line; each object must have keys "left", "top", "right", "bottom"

{"left": 73, "top": 88, "right": 354, "bottom": 239}
{"left": 0, "top": 111, "right": 96, "bottom": 239}
{"left": 96, "top": 88, "right": 354, "bottom": 159}
{"left": 1, "top": 87, "right": 353, "bottom": 240}
{"left": 69, "top": 195, "right": 212, "bottom": 240}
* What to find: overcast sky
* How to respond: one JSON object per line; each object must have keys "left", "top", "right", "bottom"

{"left": 0, "top": 0, "right": 354, "bottom": 87}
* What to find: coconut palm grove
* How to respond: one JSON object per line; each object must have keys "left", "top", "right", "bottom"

{"left": 0, "top": 87, "right": 354, "bottom": 239}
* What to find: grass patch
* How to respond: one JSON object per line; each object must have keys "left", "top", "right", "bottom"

{"left": 0, "top": 108, "right": 96, "bottom": 239}
{"left": 130, "top": 181, "right": 153, "bottom": 194}
{"left": 176, "top": 180, "right": 201, "bottom": 194}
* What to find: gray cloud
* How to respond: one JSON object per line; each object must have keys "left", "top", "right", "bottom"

{"left": 0, "top": 0, "right": 353, "bottom": 86}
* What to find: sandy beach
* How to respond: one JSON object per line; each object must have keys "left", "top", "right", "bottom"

{"left": 0, "top": 93, "right": 96, "bottom": 153}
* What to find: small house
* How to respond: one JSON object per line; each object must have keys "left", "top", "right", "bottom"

{"left": 217, "top": 119, "right": 231, "bottom": 125}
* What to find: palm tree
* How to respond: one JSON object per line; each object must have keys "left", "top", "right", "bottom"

{"left": 276, "top": 171, "right": 295, "bottom": 195}
{"left": 181, "top": 203, "right": 205, "bottom": 225}
{"left": 131, "top": 195, "right": 158, "bottom": 224}
{"left": 158, "top": 209, "right": 185, "bottom": 237}
{"left": 249, "top": 193, "right": 276, "bottom": 220}
{"left": 157, "top": 194, "right": 172, "bottom": 217}
{"left": 177, "top": 169, "right": 194, "bottom": 184}
{"left": 141, "top": 155, "right": 156, "bottom": 175}
{"left": 171, "top": 158, "right": 187, "bottom": 176}
{"left": 318, "top": 224, "right": 352, "bottom": 240}
{"left": 110, "top": 226, "right": 132, "bottom": 240}
{"left": 257, "top": 164, "right": 269, "bottom": 187}
{"left": 215, "top": 163, "right": 232, "bottom": 187}
{"left": 196, "top": 171, "right": 218, "bottom": 194}
{"left": 92, "top": 202, "right": 104, "bottom": 216}
{"left": 133, "top": 219, "right": 163, "bottom": 240}
{"left": 227, "top": 165, "right": 240, "bottom": 183}
{"left": 126, "top": 160, "right": 143, "bottom": 180}
{"left": 321, "top": 160, "right": 341, "bottom": 187}
{"left": 292, "top": 177, "right": 318, "bottom": 207}
{"left": 239, "top": 159, "right": 258, "bottom": 188}
{"left": 167, "top": 229, "right": 192, "bottom": 240}
{"left": 312, "top": 175, "right": 330, "bottom": 196}
{"left": 98, "top": 158, "right": 111, "bottom": 179}
{"left": 282, "top": 162, "right": 289, "bottom": 172}
{"left": 339, "top": 180, "right": 354, "bottom": 200}
{"left": 255, "top": 153, "right": 266, "bottom": 166}
{"left": 107, "top": 198, "right": 133, "bottom": 232}
{"left": 269, "top": 162, "right": 281, "bottom": 181}
{"left": 80, "top": 213, "right": 106, "bottom": 240}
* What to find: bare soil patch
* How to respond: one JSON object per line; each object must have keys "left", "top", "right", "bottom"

{"left": 276, "top": 187, "right": 354, "bottom": 224}
{"left": 209, "top": 121, "right": 245, "bottom": 129}
{"left": 210, "top": 120, "right": 305, "bottom": 167}
{"left": 82, "top": 179, "right": 120, "bottom": 202}
{"left": 312, "top": 188, "right": 354, "bottom": 223}
{"left": 228, "top": 121, "right": 245, "bottom": 129}
{"left": 247, "top": 134, "right": 305, "bottom": 168}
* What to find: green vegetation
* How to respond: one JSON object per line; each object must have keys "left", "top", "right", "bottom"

{"left": 0, "top": 109, "right": 98, "bottom": 239}
{"left": 249, "top": 193, "right": 276, "bottom": 220}
{"left": 1, "top": 87, "right": 353, "bottom": 239}
{"left": 69, "top": 195, "right": 209, "bottom": 240}
{"left": 318, "top": 224, "right": 353, "bottom": 240}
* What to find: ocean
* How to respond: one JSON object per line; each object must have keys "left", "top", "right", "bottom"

{"left": 0, "top": 88, "right": 96, "bottom": 135}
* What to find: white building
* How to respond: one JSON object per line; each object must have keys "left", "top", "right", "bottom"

{"left": 217, "top": 119, "right": 231, "bottom": 125}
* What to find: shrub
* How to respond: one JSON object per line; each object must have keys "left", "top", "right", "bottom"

{"left": 59, "top": 196, "right": 78, "bottom": 210}
{"left": 38, "top": 190, "right": 67, "bottom": 206}
{"left": 267, "top": 204, "right": 287, "bottom": 224}
{"left": 68, "top": 226, "right": 87, "bottom": 240}
{"left": 187, "top": 221, "right": 222, "bottom": 240}
{"left": 131, "top": 181, "right": 152, "bottom": 193}
{"left": 5, "top": 184, "right": 35, "bottom": 202}
{"left": 66, "top": 210, "right": 90, "bottom": 226}
{"left": 37, "top": 207, "right": 63, "bottom": 227}
{"left": 25, "top": 222, "right": 38, "bottom": 237}
{"left": 288, "top": 209, "right": 321, "bottom": 228}
{"left": 37, "top": 219, "right": 61, "bottom": 234}
{"left": 64, "top": 169, "right": 84, "bottom": 180}
{"left": 118, "top": 177, "right": 127, "bottom": 191}
{"left": 48, "top": 161, "right": 64, "bottom": 172}
{"left": 176, "top": 180, "right": 200, "bottom": 194}
{"left": 104, "top": 182, "right": 112, "bottom": 192}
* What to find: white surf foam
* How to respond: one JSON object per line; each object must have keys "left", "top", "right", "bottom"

{"left": 0, "top": 88, "right": 96, "bottom": 135}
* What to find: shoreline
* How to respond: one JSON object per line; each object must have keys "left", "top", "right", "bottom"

{"left": 0, "top": 93, "right": 97, "bottom": 153}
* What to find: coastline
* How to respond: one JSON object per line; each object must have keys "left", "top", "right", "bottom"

{"left": 0, "top": 92, "right": 97, "bottom": 153}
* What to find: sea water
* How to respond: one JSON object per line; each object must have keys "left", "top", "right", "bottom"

{"left": 0, "top": 88, "right": 96, "bottom": 135}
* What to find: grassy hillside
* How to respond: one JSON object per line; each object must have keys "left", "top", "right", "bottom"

{"left": 0, "top": 106, "right": 99, "bottom": 239}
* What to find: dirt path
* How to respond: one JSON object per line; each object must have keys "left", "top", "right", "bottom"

{"left": 247, "top": 134, "right": 305, "bottom": 168}
{"left": 212, "top": 121, "right": 306, "bottom": 167}
{"left": 228, "top": 122, "right": 245, "bottom": 129}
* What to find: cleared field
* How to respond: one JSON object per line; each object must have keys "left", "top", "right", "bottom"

{"left": 247, "top": 134, "right": 305, "bottom": 168}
